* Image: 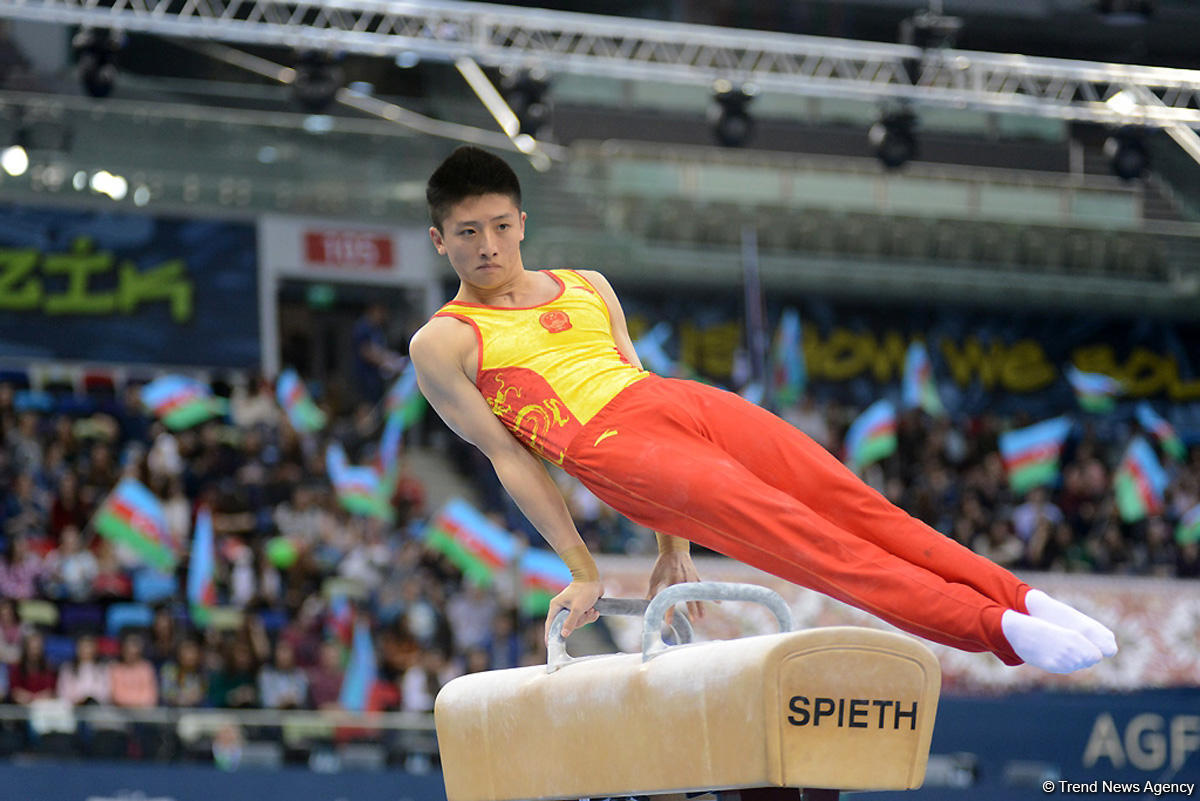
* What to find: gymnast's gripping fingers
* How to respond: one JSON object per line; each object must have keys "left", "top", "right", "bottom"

{"left": 546, "top": 579, "right": 604, "bottom": 641}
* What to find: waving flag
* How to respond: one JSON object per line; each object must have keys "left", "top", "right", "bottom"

{"left": 769, "top": 308, "right": 806, "bottom": 408}
{"left": 384, "top": 361, "right": 426, "bottom": 429}
{"left": 325, "top": 593, "right": 355, "bottom": 647}
{"left": 187, "top": 506, "right": 217, "bottom": 626}
{"left": 276, "top": 368, "right": 327, "bottom": 433}
{"left": 422, "top": 498, "right": 517, "bottom": 586}
{"left": 1177, "top": 504, "right": 1200, "bottom": 546}
{"left": 998, "top": 417, "right": 1073, "bottom": 494}
{"left": 902, "top": 342, "right": 945, "bottom": 417}
{"left": 140, "top": 375, "right": 225, "bottom": 430}
{"left": 1136, "top": 402, "right": 1186, "bottom": 462}
{"left": 843, "top": 400, "right": 897, "bottom": 471}
{"left": 1115, "top": 437, "right": 1169, "bottom": 523}
{"left": 633, "top": 322, "right": 681, "bottom": 377}
{"left": 92, "top": 478, "right": 181, "bottom": 571}
{"left": 338, "top": 621, "right": 377, "bottom": 714}
{"left": 519, "top": 547, "right": 572, "bottom": 617}
{"left": 326, "top": 444, "right": 393, "bottom": 522}
{"left": 1065, "top": 366, "right": 1122, "bottom": 413}
{"left": 378, "top": 413, "right": 404, "bottom": 489}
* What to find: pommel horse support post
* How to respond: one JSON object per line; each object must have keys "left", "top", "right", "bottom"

{"left": 435, "top": 582, "right": 941, "bottom": 801}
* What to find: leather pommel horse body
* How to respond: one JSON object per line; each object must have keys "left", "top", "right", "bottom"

{"left": 435, "top": 583, "right": 941, "bottom": 801}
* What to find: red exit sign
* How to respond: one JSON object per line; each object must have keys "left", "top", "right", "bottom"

{"left": 304, "top": 230, "right": 394, "bottom": 270}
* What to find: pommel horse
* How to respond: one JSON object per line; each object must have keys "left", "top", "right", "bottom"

{"left": 435, "top": 582, "right": 941, "bottom": 801}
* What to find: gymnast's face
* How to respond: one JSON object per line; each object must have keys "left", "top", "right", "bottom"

{"left": 430, "top": 193, "right": 526, "bottom": 288}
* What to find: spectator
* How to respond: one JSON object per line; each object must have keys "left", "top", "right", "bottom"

{"left": 484, "top": 607, "right": 522, "bottom": 672}
{"left": 1012, "top": 487, "right": 1065, "bottom": 544}
{"left": 160, "top": 637, "right": 207, "bottom": 708}
{"left": 351, "top": 302, "right": 404, "bottom": 406}
{"left": 42, "top": 526, "right": 99, "bottom": 601}
{"left": 306, "top": 640, "right": 344, "bottom": 710}
{"left": 91, "top": 539, "right": 132, "bottom": 599}
{"left": 110, "top": 632, "right": 158, "bottom": 708}
{"left": 258, "top": 640, "right": 309, "bottom": 709}
{"left": 57, "top": 634, "right": 111, "bottom": 705}
{"left": 230, "top": 374, "right": 280, "bottom": 431}
{"left": 400, "top": 648, "right": 456, "bottom": 714}
{"left": 207, "top": 639, "right": 259, "bottom": 709}
{"left": 9, "top": 630, "right": 56, "bottom": 704}
{"left": 446, "top": 581, "right": 497, "bottom": 654}
{"left": 147, "top": 607, "right": 180, "bottom": 669}
{"left": 0, "top": 598, "right": 25, "bottom": 666}
{"left": 48, "top": 472, "right": 88, "bottom": 540}
{"left": 8, "top": 411, "right": 43, "bottom": 475}
{"left": 0, "top": 535, "right": 44, "bottom": 600}
{"left": 2, "top": 473, "right": 48, "bottom": 544}
{"left": 161, "top": 477, "right": 190, "bottom": 549}
{"left": 971, "top": 519, "right": 1023, "bottom": 568}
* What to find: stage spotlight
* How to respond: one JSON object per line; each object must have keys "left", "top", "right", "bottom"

{"left": 1, "top": 144, "right": 28, "bottom": 177}
{"left": 709, "top": 80, "right": 756, "bottom": 148}
{"left": 72, "top": 28, "right": 123, "bottom": 98}
{"left": 1104, "top": 127, "right": 1149, "bottom": 180}
{"left": 869, "top": 110, "right": 918, "bottom": 170}
{"left": 1097, "top": 0, "right": 1153, "bottom": 24}
{"left": 499, "top": 67, "right": 551, "bottom": 138}
{"left": 292, "top": 50, "right": 344, "bottom": 113}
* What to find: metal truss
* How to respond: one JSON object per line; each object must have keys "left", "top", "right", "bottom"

{"left": 1, "top": 0, "right": 1199, "bottom": 127}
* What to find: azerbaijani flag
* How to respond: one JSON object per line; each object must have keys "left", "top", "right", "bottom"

{"left": 276, "top": 368, "right": 327, "bottom": 433}
{"left": 902, "top": 342, "right": 945, "bottom": 417}
{"left": 769, "top": 309, "right": 806, "bottom": 407}
{"left": 422, "top": 498, "right": 517, "bottom": 586}
{"left": 325, "top": 594, "right": 354, "bottom": 647}
{"left": 843, "top": 400, "right": 897, "bottom": 471}
{"left": 1136, "top": 402, "right": 1186, "bottom": 462}
{"left": 1114, "top": 436, "right": 1169, "bottom": 523}
{"left": 633, "top": 322, "right": 680, "bottom": 377}
{"left": 326, "top": 444, "right": 393, "bottom": 522}
{"left": 519, "top": 547, "right": 572, "bottom": 617}
{"left": 338, "top": 621, "right": 377, "bottom": 714}
{"left": 92, "top": 478, "right": 181, "bottom": 571}
{"left": 140, "top": 375, "right": 225, "bottom": 430}
{"left": 384, "top": 361, "right": 426, "bottom": 429}
{"left": 1177, "top": 504, "right": 1200, "bottom": 546}
{"left": 1065, "top": 366, "right": 1122, "bottom": 413}
{"left": 998, "top": 417, "right": 1072, "bottom": 494}
{"left": 187, "top": 506, "right": 217, "bottom": 626}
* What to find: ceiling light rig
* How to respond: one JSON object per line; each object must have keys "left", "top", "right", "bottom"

{"left": 72, "top": 28, "right": 124, "bottom": 98}
{"left": 869, "top": 108, "right": 918, "bottom": 170}
{"left": 709, "top": 80, "right": 756, "bottom": 149}
{"left": 292, "top": 50, "right": 344, "bottom": 113}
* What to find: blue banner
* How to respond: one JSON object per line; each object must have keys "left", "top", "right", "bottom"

{"left": 621, "top": 290, "right": 1200, "bottom": 424}
{"left": 0, "top": 205, "right": 259, "bottom": 368}
{"left": 3, "top": 761, "right": 446, "bottom": 801}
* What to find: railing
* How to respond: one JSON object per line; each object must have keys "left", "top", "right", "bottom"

{"left": 0, "top": 701, "right": 439, "bottom": 770}
{"left": 569, "top": 140, "right": 1148, "bottom": 230}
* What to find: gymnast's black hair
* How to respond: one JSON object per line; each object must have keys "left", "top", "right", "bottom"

{"left": 425, "top": 146, "right": 522, "bottom": 232}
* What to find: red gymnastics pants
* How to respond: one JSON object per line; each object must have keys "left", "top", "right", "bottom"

{"left": 561, "top": 374, "right": 1030, "bottom": 665}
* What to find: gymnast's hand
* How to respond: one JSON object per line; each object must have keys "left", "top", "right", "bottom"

{"left": 646, "top": 551, "right": 706, "bottom": 623}
{"left": 546, "top": 579, "right": 604, "bottom": 641}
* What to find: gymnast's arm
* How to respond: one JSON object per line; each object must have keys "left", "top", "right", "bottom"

{"left": 578, "top": 270, "right": 704, "bottom": 619}
{"left": 409, "top": 317, "right": 603, "bottom": 638}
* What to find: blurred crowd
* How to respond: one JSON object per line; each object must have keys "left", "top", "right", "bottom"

{"left": 0, "top": 375, "right": 548, "bottom": 723}
{"left": 0, "top": 372, "right": 1197, "bottom": 723}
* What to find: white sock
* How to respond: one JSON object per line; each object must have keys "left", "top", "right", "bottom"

{"left": 1024, "top": 589, "right": 1118, "bottom": 657}
{"left": 1001, "top": 610, "right": 1103, "bottom": 674}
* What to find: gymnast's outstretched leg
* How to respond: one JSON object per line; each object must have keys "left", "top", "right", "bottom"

{"left": 563, "top": 377, "right": 1110, "bottom": 673}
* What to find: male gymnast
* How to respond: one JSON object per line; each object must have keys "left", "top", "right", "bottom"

{"left": 409, "top": 146, "right": 1117, "bottom": 674}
